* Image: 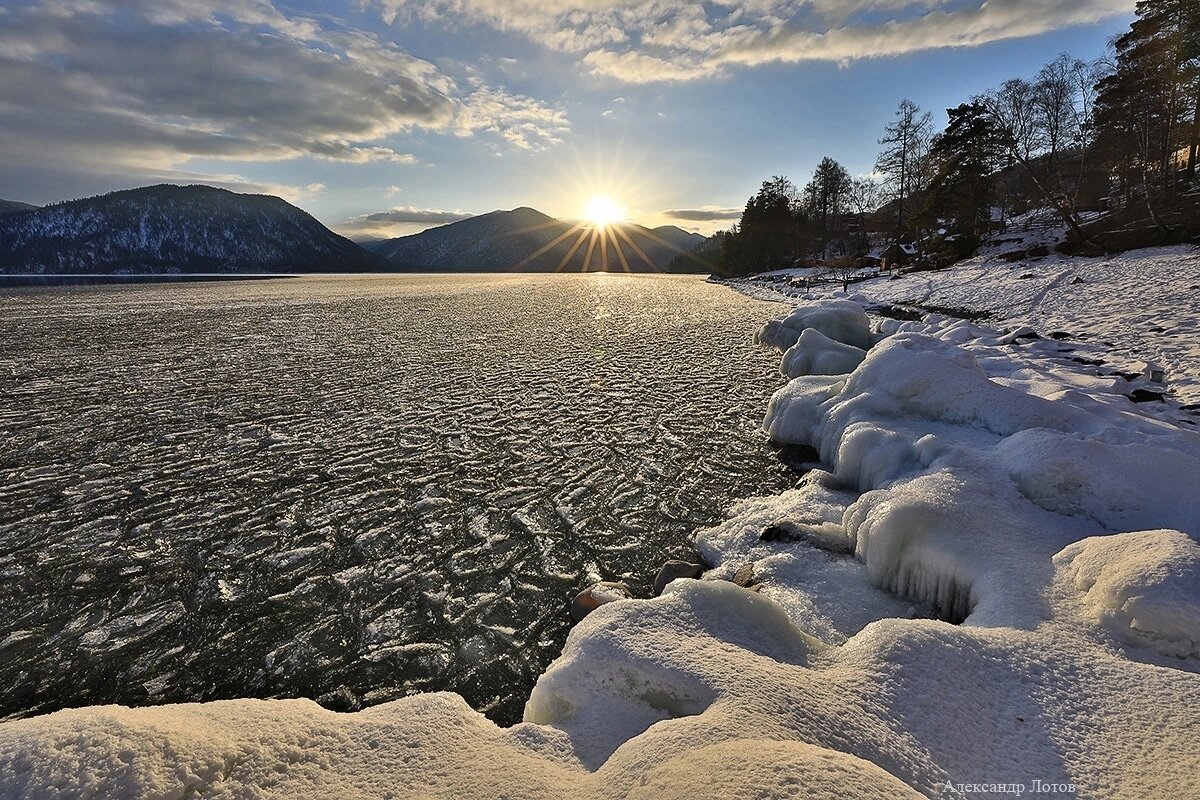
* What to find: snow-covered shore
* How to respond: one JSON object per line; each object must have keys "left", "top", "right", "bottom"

{"left": 3, "top": 286, "right": 1200, "bottom": 798}
{"left": 738, "top": 244, "right": 1200, "bottom": 407}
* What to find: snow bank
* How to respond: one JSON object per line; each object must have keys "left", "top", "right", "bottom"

{"left": 781, "top": 328, "right": 866, "bottom": 378}
{"left": 741, "top": 243, "right": 1200, "bottom": 405}
{"left": 754, "top": 299, "right": 872, "bottom": 352}
{"left": 1055, "top": 530, "right": 1200, "bottom": 659}
{"left": 3, "top": 296, "right": 1200, "bottom": 798}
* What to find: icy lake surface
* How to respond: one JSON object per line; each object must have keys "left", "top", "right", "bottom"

{"left": 0, "top": 273, "right": 793, "bottom": 725}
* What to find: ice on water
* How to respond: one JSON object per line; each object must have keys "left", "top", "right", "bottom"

{"left": 0, "top": 274, "right": 793, "bottom": 724}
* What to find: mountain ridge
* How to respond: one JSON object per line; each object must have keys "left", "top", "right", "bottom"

{"left": 374, "top": 208, "right": 707, "bottom": 272}
{"left": 0, "top": 199, "right": 39, "bottom": 215}
{"left": 0, "top": 185, "right": 384, "bottom": 275}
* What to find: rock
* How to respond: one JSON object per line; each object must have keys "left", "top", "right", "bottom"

{"left": 315, "top": 686, "right": 361, "bottom": 713}
{"left": 1050, "top": 331, "right": 1073, "bottom": 340}
{"left": 652, "top": 561, "right": 704, "bottom": 596}
{"left": 570, "top": 581, "right": 632, "bottom": 622}
{"left": 1029, "top": 245, "right": 1051, "bottom": 258}
{"left": 1071, "top": 276, "right": 1085, "bottom": 285}
{"left": 731, "top": 564, "right": 756, "bottom": 588}
{"left": 1129, "top": 389, "right": 1165, "bottom": 404}
{"left": 760, "top": 523, "right": 804, "bottom": 543}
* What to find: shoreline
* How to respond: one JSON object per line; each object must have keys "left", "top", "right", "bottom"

{"left": 2, "top": 282, "right": 1199, "bottom": 797}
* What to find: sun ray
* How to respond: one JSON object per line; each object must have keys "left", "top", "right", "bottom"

{"left": 581, "top": 228, "right": 599, "bottom": 272}
{"left": 610, "top": 228, "right": 631, "bottom": 273}
{"left": 599, "top": 226, "right": 609, "bottom": 272}
{"left": 518, "top": 221, "right": 587, "bottom": 269}
{"left": 611, "top": 224, "right": 658, "bottom": 271}
{"left": 555, "top": 225, "right": 593, "bottom": 272}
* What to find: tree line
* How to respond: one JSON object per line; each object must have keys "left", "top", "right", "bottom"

{"left": 702, "top": 0, "right": 1199, "bottom": 276}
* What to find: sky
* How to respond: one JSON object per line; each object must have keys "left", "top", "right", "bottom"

{"left": 0, "top": 0, "right": 1136, "bottom": 238}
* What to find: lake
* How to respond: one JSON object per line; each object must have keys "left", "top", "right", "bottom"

{"left": 0, "top": 273, "right": 793, "bottom": 725}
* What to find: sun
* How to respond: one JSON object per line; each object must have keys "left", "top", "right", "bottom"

{"left": 584, "top": 196, "right": 626, "bottom": 228}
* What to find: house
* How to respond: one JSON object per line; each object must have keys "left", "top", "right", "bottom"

{"left": 880, "top": 242, "right": 917, "bottom": 269}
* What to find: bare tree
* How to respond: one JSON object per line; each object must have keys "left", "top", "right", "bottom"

{"left": 1033, "top": 53, "right": 1105, "bottom": 211}
{"left": 847, "top": 177, "right": 883, "bottom": 250}
{"left": 875, "top": 99, "right": 933, "bottom": 239}
{"left": 979, "top": 78, "right": 1098, "bottom": 246}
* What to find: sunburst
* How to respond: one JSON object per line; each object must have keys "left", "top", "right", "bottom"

{"left": 503, "top": 152, "right": 717, "bottom": 273}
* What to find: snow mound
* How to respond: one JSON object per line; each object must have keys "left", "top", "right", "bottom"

{"left": 624, "top": 739, "right": 922, "bottom": 800}
{"left": 763, "top": 375, "right": 844, "bottom": 445}
{"left": 755, "top": 300, "right": 872, "bottom": 352}
{"left": 997, "top": 430, "right": 1200, "bottom": 535}
{"left": 759, "top": 302, "right": 1200, "bottom": 631}
{"left": 781, "top": 328, "right": 867, "bottom": 378}
{"left": 1056, "top": 530, "right": 1200, "bottom": 659}
{"left": 525, "top": 579, "right": 823, "bottom": 768}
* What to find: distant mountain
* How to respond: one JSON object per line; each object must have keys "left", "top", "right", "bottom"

{"left": 0, "top": 185, "right": 385, "bottom": 275}
{"left": 375, "top": 207, "right": 706, "bottom": 272}
{"left": 0, "top": 199, "right": 39, "bottom": 215}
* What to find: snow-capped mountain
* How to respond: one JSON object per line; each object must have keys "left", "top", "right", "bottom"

{"left": 0, "top": 185, "right": 384, "bottom": 274}
{"left": 375, "top": 207, "right": 706, "bottom": 272}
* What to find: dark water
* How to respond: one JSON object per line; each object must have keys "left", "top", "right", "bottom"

{"left": 0, "top": 273, "right": 792, "bottom": 724}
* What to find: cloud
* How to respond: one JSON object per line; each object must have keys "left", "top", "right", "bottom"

{"left": 456, "top": 86, "right": 570, "bottom": 150}
{"left": 339, "top": 206, "right": 474, "bottom": 238}
{"left": 662, "top": 207, "right": 743, "bottom": 221}
{"left": 0, "top": 0, "right": 570, "bottom": 188}
{"left": 373, "top": 0, "right": 1133, "bottom": 83}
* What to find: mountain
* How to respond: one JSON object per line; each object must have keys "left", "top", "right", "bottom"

{"left": 0, "top": 185, "right": 384, "bottom": 275}
{"left": 375, "top": 208, "right": 706, "bottom": 272}
{"left": 0, "top": 199, "right": 39, "bottom": 215}
{"left": 648, "top": 224, "right": 707, "bottom": 255}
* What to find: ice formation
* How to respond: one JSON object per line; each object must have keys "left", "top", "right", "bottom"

{"left": 3, "top": 292, "right": 1200, "bottom": 798}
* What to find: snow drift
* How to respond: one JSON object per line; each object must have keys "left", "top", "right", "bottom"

{"left": 3, "top": 297, "right": 1200, "bottom": 798}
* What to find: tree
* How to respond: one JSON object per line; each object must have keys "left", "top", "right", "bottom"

{"left": 927, "top": 101, "right": 1003, "bottom": 243}
{"left": 1094, "top": 0, "right": 1200, "bottom": 213}
{"left": 875, "top": 99, "right": 934, "bottom": 238}
{"left": 803, "top": 157, "right": 853, "bottom": 258}
{"left": 1034, "top": 53, "right": 1104, "bottom": 208}
{"left": 847, "top": 177, "right": 883, "bottom": 250}
{"left": 980, "top": 76, "right": 1099, "bottom": 245}
{"left": 723, "top": 176, "right": 806, "bottom": 273}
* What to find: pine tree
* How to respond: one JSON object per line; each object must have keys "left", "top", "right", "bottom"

{"left": 724, "top": 176, "right": 804, "bottom": 273}
{"left": 803, "top": 157, "right": 853, "bottom": 259}
{"left": 927, "top": 102, "right": 1003, "bottom": 243}
{"left": 1094, "top": 0, "right": 1200, "bottom": 208}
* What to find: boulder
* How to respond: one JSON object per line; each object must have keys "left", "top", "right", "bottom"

{"left": 652, "top": 560, "right": 705, "bottom": 596}
{"left": 570, "top": 581, "right": 632, "bottom": 622}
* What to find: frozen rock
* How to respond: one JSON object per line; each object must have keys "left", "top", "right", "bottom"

{"left": 652, "top": 561, "right": 704, "bottom": 596}
{"left": 755, "top": 300, "right": 873, "bottom": 352}
{"left": 570, "top": 581, "right": 633, "bottom": 622}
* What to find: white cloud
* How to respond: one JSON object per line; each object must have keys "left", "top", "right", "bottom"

{"left": 373, "top": 0, "right": 1133, "bottom": 83}
{"left": 456, "top": 87, "right": 570, "bottom": 151}
{"left": 662, "top": 207, "right": 742, "bottom": 222}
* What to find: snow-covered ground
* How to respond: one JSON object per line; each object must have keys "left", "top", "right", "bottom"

{"left": 740, "top": 243, "right": 1200, "bottom": 408}
{"left": 3, "top": 287, "right": 1200, "bottom": 798}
